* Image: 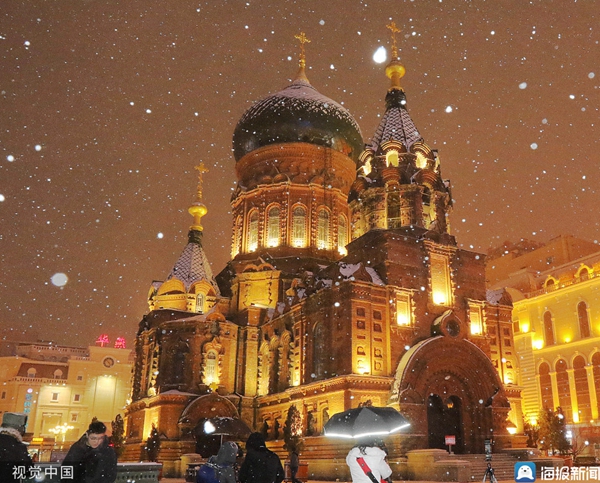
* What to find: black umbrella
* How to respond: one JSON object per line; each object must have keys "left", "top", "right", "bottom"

{"left": 323, "top": 406, "right": 410, "bottom": 439}
{"left": 195, "top": 417, "right": 251, "bottom": 445}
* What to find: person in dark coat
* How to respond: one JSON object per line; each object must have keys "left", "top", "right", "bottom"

{"left": 0, "top": 412, "right": 32, "bottom": 482}
{"left": 61, "top": 420, "right": 117, "bottom": 483}
{"left": 239, "top": 432, "right": 284, "bottom": 483}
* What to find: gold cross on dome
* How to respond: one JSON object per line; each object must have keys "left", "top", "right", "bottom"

{"left": 294, "top": 31, "right": 311, "bottom": 67}
{"left": 194, "top": 162, "right": 209, "bottom": 201}
{"left": 386, "top": 21, "right": 402, "bottom": 58}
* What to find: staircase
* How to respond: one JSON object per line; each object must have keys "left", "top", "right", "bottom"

{"left": 447, "top": 453, "right": 519, "bottom": 481}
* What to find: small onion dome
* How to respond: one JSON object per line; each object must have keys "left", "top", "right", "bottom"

{"left": 233, "top": 78, "right": 363, "bottom": 164}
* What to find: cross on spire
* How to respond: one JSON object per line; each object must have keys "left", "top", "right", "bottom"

{"left": 194, "top": 162, "right": 209, "bottom": 202}
{"left": 294, "top": 31, "right": 311, "bottom": 68}
{"left": 386, "top": 21, "right": 402, "bottom": 59}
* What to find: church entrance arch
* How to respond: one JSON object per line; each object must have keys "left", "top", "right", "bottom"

{"left": 427, "top": 394, "right": 463, "bottom": 453}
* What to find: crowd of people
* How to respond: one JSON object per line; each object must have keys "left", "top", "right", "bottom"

{"left": 0, "top": 411, "right": 393, "bottom": 483}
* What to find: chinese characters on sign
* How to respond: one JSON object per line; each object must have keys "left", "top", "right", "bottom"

{"left": 12, "top": 465, "right": 73, "bottom": 480}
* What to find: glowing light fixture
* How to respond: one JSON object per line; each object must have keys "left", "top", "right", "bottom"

{"left": 432, "top": 292, "right": 447, "bottom": 305}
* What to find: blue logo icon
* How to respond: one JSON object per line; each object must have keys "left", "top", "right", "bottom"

{"left": 515, "top": 462, "right": 536, "bottom": 482}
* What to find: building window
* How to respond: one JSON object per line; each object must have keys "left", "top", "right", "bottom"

{"left": 338, "top": 215, "right": 348, "bottom": 255}
{"left": 247, "top": 210, "right": 259, "bottom": 252}
{"left": 573, "top": 355, "right": 591, "bottom": 423}
{"left": 357, "top": 346, "right": 366, "bottom": 355}
{"left": 317, "top": 209, "right": 330, "bottom": 250}
{"left": 396, "top": 296, "right": 411, "bottom": 326}
{"left": 543, "top": 311, "right": 555, "bottom": 346}
{"left": 71, "top": 413, "right": 78, "bottom": 422}
{"left": 373, "top": 323, "right": 382, "bottom": 332}
{"left": 504, "top": 339, "right": 511, "bottom": 347}
{"left": 196, "top": 293, "right": 205, "bottom": 314}
{"left": 539, "top": 362, "right": 553, "bottom": 409}
{"left": 373, "top": 311, "right": 382, "bottom": 320}
{"left": 430, "top": 252, "right": 451, "bottom": 305}
{"left": 292, "top": 206, "right": 307, "bottom": 247}
{"left": 233, "top": 215, "right": 243, "bottom": 257}
{"left": 51, "top": 392, "right": 59, "bottom": 402}
{"left": 387, "top": 191, "right": 401, "bottom": 229}
{"left": 76, "top": 375, "right": 83, "bottom": 381}
{"left": 203, "top": 351, "right": 218, "bottom": 386}
{"left": 266, "top": 206, "right": 280, "bottom": 247}
{"left": 313, "top": 323, "right": 327, "bottom": 380}
{"left": 53, "top": 369, "right": 63, "bottom": 379}
{"left": 357, "top": 320, "right": 365, "bottom": 330}
{"left": 469, "top": 305, "right": 483, "bottom": 335}
{"left": 555, "top": 359, "right": 571, "bottom": 422}
{"left": 578, "top": 301, "right": 591, "bottom": 338}
{"left": 27, "top": 368, "right": 36, "bottom": 378}
{"left": 73, "top": 394, "right": 81, "bottom": 403}
{"left": 1, "top": 391, "right": 5, "bottom": 399}
{"left": 356, "top": 307, "right": 366, "bottom": 317}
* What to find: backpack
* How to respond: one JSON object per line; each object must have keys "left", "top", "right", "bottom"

{"left": 196, "top": 462, "right": 220, "bottom": 483}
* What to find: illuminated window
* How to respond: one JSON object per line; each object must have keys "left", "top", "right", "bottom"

{"left": 574, "top": 355, "right": 591, "bottom": 422}
{"left": 387, "top": 192, "right": 401, "bottom": 229}
{"left": 203, "top": 351, "right": 218, "bottom": 386}
{"left": 543, "top": 311, "right": 555, "bottom": 346}
{"left": 430, "top": 253, "right": 451, "bottom": 305}
{"left": 292, "top": 206, "right": 306, "bottom": 247}
{"left": 267, "top": 206, "right": 280, "bottom": 247}
{"left": 247, "top": 210, "right": 259, "bottom": 252}
{"left": 396, "top": 296, "right": 411, "bottom": 326}
{"left": 578, "top": 301, "right": 591, "bottom": 338}
{"left": 469, "top": 305, "right": 483, "bottom": 335}
{"left": 422, "top": 187, "right": 432, "bottom": 226}
{"left": 27, "top": 368, "right": 36, "bottom": 378}
{"left": 317, "top": 209, "right": 330, "bottom": 250}
{"left": 196, "top": 293, "right": 204, "bottom": 314}
{"left": 233, "top": 215, "right": 243, "bottom": 257}
{"left": 555, "top": 359, "right": 571, "bottom": 422}
{"left": 538, "top": 362, "right": 553, "bottom": 409}
{"left": 338, "top": 215, "right": 348, "bottom": 254}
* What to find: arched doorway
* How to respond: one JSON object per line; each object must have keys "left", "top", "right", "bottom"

{"left": 427, "top": 394, "right": 463, "bottom": 453}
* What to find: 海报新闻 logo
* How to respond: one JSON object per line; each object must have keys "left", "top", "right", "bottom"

{"left": 515, "top": 462, "right": 536, "bottom": 482}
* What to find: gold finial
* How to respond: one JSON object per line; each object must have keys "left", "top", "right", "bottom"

{"left": 385, "top": 21, "right": 406, "bottom": 90}
{"left": 293, "top": 32, "right": 311, "bottom": 83}
{"left": 189, "top": 162, "right": 208, "bottom": 231}
{"left": 294, "top": 31, "right": 311, "bottom": 68}
{"left": 386, "top": 21, "right": 401, "bottom": 59}
{"left": 194, "top": 162, "right": 209, "bottom": 202}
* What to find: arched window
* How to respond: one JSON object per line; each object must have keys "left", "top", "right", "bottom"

{"left": 555, "top": 359, "right": 571, "bottom": 422}
{"left": 53, "top": 369, "right": 63, "bottom": 379}
{"left": 313, "top": 323, "right": 327, "bottom": 381}
{"left": 27, "top": 367, "right": 37, "bottom": 378}
{"left": 578, "top": 301, "right": 591, "bottom": 338}
{"left": 338, "top": 215, "right": 348, "bottom": 254}
{"left": 233, "top": 215, "right": 243, "bottom": 257}
{"left": 539, "top": 362, "right": 553, "bottom": 409}
{"left": 266, "top": 206, "right": 280, "bottom": 247}
{"left": 579, "top": 268, "right": 590, "bottom": 281}
{"left": 203, "top": 351, "right": 218, "bottom": 385}
{"left": 543, "top": 311, "right": 555, "bottom": 346}
{"left": 387, "top": 192, "right": 401, "bottom": 229}
{"left": 422, "top": 187, "right": 432, "bottom": 226}
{"left": 317, "top": 209, "right": 330, "bottom": 250}
{"left": 247, "top": 210, "right": 259, "bottom": 252}
{"left": 573, "top": 355, "right": 591, "bottom": 423}
{"left": 292, "top": 206, "right": 307, "bottom": 248}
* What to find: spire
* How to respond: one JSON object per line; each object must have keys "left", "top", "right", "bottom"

{"left": 293, "top": 31, "right": 311, "bottom": 83}
{"left": 189, "top": 162, "right": 208, "bottom": 232}
{"left": 385, "top": 21, "right": 406, "bottom": 90}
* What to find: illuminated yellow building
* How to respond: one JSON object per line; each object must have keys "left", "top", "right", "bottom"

{"left": 487, "top": 236, "right": 600, "bottom": 430}
{"left": 0, "top": 341, "right": 132, "bottom": 450}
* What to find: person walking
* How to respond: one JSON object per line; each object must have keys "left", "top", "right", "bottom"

{"left": 346, "top": 439, "right": 392, "bottom": 483}
{"left": 0, "top": 412, "right": 32, "bottom": 482}
{"left": 289, "top": 449, "right": 301, "bottom": 483}
{"left": 239, "top": 432, "right": 284, "bottom": 483}
{"left": 61, "top": 420, "right": 117, "bottom": 483}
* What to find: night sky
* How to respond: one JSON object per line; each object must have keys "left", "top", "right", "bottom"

{"left": 1, "top": 1, "right": 598, "bottom": 347}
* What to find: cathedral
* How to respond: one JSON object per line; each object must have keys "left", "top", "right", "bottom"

{"left": 124, "top": 27, "right": 521, "bottom": 478}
